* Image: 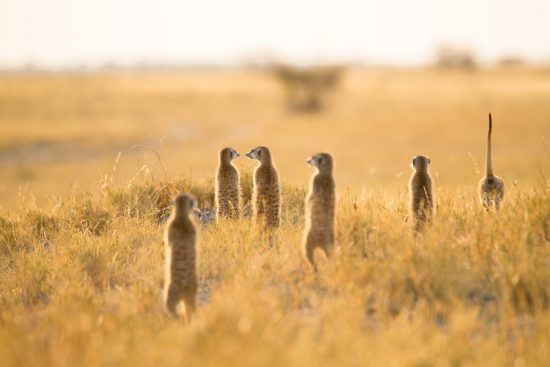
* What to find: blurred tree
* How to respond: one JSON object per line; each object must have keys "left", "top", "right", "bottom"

{"left": 434, "top": 45, "right": 477, "bottom": 69}
{"left": 273, "top": 64, "right": 343, "bottom": 112}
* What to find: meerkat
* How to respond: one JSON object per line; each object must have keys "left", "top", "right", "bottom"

{"left": 302, "top": 153, "right": 336, "bottom": 270}
{"left": 479, "top": 113, "right": 505, "bottom": 211}
{"left": 409, "top": 155, "right": 435, "bottom": 232}
{"left": 162, "top": 194, "right": 198, "bottom": 322}
{"left": 215, "top": 147, "right": 241, "bottom": 220}
{"left": 193, "top": 207, "right": 215, "bottom": 226}
{"left": 246, "top": 146, "right": 281, "bottom": 230}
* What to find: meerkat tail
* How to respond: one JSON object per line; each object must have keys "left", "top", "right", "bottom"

{"left": 486, "top": 113, "right": 494, "bottom": 177}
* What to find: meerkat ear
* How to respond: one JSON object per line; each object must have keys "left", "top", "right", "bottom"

{"left": 412, "top": 157, "right": 416, "bottom": 166}
{"left": 428, "top": 158, "right": 431, "bottom": 164}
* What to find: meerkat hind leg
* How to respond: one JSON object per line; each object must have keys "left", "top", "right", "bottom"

{"left": 165, "top": 289, "right": 181, "bottom": 318}
{"left": 495, "top": 197, "right": 502, "bottom": 211}
{"left": 182, "top": 293, "right": 196, "bottom": 323}
{"left": 482, "top": 193, "right": 491, "bottom": 211}
{"left": 305, "top": 244, "right": 318, "bottom": 272}
{"left": 267, "top": 230, "right": 278, "bottom": 248}
{"left": 321, "top": 244, "right": 333, "bottom": 259}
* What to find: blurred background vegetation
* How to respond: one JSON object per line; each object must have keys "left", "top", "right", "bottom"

{"left": 1, "top": 65, "right": 549, "bottom": 210}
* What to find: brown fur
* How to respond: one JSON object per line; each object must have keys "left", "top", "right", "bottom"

{"left": 246, "top": 146, "right": 281, "bottom": 229}
{"left": 303, "top": 153, "right": 336, "bottom": 270}
{"left": 162, "top": 195, "right": 198, "bottom": 322}
{"left": 409, "top": 156, "right": 435, "bottom": 232}
{"left": 215, "top": 147, "right": 240, "bottom": 220}
{"left": 479, "top": 113, "right": 505, "bottom": 210}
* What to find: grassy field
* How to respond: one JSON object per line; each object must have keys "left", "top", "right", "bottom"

{"left": 1, "top": 67, "right": 549, "bottom": 209}
{"left": 0, "top": 67, "right": 549, "bottom": 366}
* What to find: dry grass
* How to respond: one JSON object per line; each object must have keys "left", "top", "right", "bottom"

{"left": 0, "top": 173, "right": 549, "bottom": 366}
{"left": 0, "top": 67, "right": 549, "bottom": 366}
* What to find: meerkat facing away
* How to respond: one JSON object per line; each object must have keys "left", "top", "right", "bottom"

{"left": 163, "top": 194, "right": 198, "bottom": 322}
{"left": 216, "top": 147, "right": 241, "bottom": 220}
{"left": 246, "top": 146, "right": 281, "bottom": 230}
{"left": 479, "top": 113, "right": 505, "bottom": 211}
{"left": 409, "top": 156, "right": 435, "bottom": 232}
{"left": 302, "top": 153, "right": 336, "bottom": 270}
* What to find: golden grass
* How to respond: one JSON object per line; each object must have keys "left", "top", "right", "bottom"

{"left": 0, "top": 174, "right": 549, "bottom": 366}
{"left": 0, "top": 67, "right": 549, "bottom": 365}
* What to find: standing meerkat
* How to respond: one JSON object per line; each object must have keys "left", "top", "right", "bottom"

{"left": 409, "top": 155, "right": 435, "bottom": 232}
{"left": 246, "top": 146, "right": 281, "bottom": 229}
{"left": 215, "top": 147, "right": 241, "bottom": 220}
{"left": 479, "top": 113, "right": 505, "bottom": 211}
{"left": 162, "top": 194, "right": 198, "bottom": 322}
{"left": 302, "top": 153, "right": 336, "bottom": 270}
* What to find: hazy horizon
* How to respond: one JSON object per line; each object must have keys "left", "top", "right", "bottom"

{"left": 1, "top": 0, "right": 550, "bottom": 70}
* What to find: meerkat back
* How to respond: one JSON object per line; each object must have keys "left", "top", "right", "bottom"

{"left": 478, "top": 113, "right": 505, "bottom": 210}
{"left": 408, "top": 156, "right": 434, "bottom": 232}
{"left": 163, "top": 195, "right": 199, "bottom": 322}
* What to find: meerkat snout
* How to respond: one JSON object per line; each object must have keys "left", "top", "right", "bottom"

{"left": 246, "top": 146, "right": 271, "bottom": 163}
{"left": 220, "top": 147, "right": 240, "bottom": 162}
{"left": 246, "top": 148, "right": 259, "bottom": 160}
{"left": 307, "top": 153, "right": 333, "bottom": 173}
{"left": 192, "top": 208, "right": 202, "bottom": 219}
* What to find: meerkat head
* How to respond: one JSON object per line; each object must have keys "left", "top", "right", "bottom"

{"left": 173, "top": 194, "right": 197, "bottom": 217}
{"left": 220, "top": 147, "right": 240, "bottom": 163}
{"left": 192, "top": 208, "right": 202, "bottom": 220}
{"left": 307, "top": 152, "right": 333, "bottom": 174}
{"left": 246, "top": 146, "right": 271, "bottom": 164}
{"left": 411, "top": 156, "right": 431, "bottom": 172}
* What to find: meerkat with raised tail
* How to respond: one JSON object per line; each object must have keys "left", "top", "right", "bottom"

{"left": 162, "top": 194, "right": 198, "bottom": 322}
{"left": 409, "top": 155, "right": 435, "bottom": 232}
{"left": 246, "top": 146, "right": 281, "bottom": 229}
{"left": 302, "top": 153, "right": 336, "bottom": 270}
{"left": 479, "top": 113, "right": 505, "bottom": 211}
{"left": 216, "top": 147, "right": 241, "bottom": 220}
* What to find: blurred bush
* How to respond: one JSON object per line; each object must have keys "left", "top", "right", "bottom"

{"left": 497, "top": 56, "right": 525, "bottom": 67}
{"left": 272, "top": 64, "right": 344, "bottom": 112}
{"left": 434, "top": 45, "right": 477, "bottom": 69}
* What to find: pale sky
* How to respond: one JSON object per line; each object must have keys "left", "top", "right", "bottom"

{"left": 0, "top": 0, "right": 549, "bottom": 69}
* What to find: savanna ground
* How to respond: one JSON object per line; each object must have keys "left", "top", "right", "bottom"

{"left": 0, "top": 67, "right": 549, "bottom": 366}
